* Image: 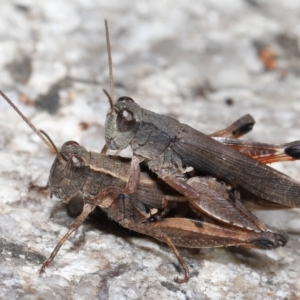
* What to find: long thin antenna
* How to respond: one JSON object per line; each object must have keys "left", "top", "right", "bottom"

{"left": 104, "top": 19, "right": 114, "bottom": 105}
{"left": 103, "top": 89, "right": 114, "bottom": 110}
{"left": 0, "top": 90, "right": 58, "bottom": 154}
{"left": 39, "top": 130, "right": 60, "bottom": 157}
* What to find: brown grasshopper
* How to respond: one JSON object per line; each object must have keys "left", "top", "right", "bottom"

{"left": 103, "top": 21, "right": 300, "bottom": 219}
{"left": 0, "top": 90, "right": 294, "bottom": 283}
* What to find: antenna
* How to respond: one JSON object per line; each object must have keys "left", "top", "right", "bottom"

{"left": 104, "top": 19, "right": 115, "bottom": 105}
{"left": 0, "top": 90, "right": 60, "bottom": 157}
{"left": 39, "top": 130, "right": 60, "bottom": 157}
{"left": 103, "top": 89, "right": 114, "bottom": 110}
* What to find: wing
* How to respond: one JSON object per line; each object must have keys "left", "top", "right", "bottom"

{"left": 172, "top": 124, "right": 300, "bottom": 207}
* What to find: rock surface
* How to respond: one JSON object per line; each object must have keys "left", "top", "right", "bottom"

{"left": 0, "top": 1, "right": 300, "bottom": 299}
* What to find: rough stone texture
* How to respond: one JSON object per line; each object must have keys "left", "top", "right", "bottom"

{"left": 0, "top": 1, "right": 300, "bottom": 299}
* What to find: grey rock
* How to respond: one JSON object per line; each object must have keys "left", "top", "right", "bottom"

{"left": 0, "top": 1, "right": 300, "bottom": 299}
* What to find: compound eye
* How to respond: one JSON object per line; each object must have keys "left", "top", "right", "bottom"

{"left": 117, "top": 96, "right": 135, "bottom": 103}
{"left": 116, "top": 108, "right": 136, "bottom": 132}
{"left": 67, "top": 154, "right": 85, "bottom": 178}
{"left": 70, "top": 155, "right": 85, "bottom": 169}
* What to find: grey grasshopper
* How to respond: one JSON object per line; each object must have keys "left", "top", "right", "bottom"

{"left": 103, "top": 21, "right": 300, "bottom": 222}
{"left": 0, "top": 90, "right": 294, "bottom": 283}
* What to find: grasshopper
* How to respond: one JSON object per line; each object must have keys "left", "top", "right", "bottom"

{"left": 103, "top": 21, "right": 300, "bottom": 219}
{"left": 1, "top": 90, "right": 294, "bottom": 282}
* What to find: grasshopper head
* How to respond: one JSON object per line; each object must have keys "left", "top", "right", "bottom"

{"left": 105, "top": 96, "right": 142, "bottom": 150}
{"left": 49, "top": 141, "right": 90, "bottom": 201}
{"left": 103, "top": 21, "right": 142, "bottom": 152}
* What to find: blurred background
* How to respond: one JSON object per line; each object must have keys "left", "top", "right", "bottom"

{"left": 0, "top": 1, "right": 300, "bottom": 299}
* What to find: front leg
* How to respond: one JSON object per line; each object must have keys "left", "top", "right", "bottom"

{"left": 100, "top": 144, "right": 143, "bottom": 195}
{"left": 39, "top": 203, "right": 95, "bottom": 274}
{"left": 123, "top": 155, "right": 144, "bottom": 194}
{"left": 29, "top": 182, "right": 50, "bottom": 195}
